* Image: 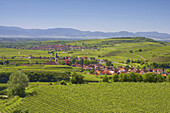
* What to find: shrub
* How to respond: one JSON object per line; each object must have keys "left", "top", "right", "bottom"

{"left": 166, "top": 75, "right": 170, "bottom": 82}
{"left": 60, "top": 80, "right": 67, "bottom": 85}
{"left": 122, "top": 73, "right": 128, "bottom": 82}
{"left": 129, "top": 50, "right": 133, "bottom": 53}
{"left": 113, "top": 73, "right": 119, "bottom": 82}
{"left": 155, "top": 74, "right": 165, "bottom": 82}
{"left": 143, "top": 73, "right": 156, "bottom": 82}
{"left": 136, "top": 74, "right": 143, "bottom": 82}
{"left": 128, "top": 72, "right": 137, "bottom": 82}
{"left": 70, "top": 72, "right": 84, "bottom": 84}
{"left": 103, "top": 75, "right": 109, "bottom": 82}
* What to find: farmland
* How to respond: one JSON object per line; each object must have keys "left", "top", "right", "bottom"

{"left": 0, "top": 83, "right": 170, "bottom": 112}
{"left": 0, "top": 37, "right": 170, "bottom": 112}
{"left": 1, "top": 37, "right": 170, "bottom": 63}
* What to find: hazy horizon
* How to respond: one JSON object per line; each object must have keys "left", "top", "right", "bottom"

{"left": 1, "top": 25, "right": 170, "bottom": 35}
{"left": 0, "top": 0, "right": 170, "bottom": 34}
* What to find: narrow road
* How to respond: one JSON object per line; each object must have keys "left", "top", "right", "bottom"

{"left": 0, "top": 95, "right": 8, "bottom": 98}
{"left": 133, "top": 53, "right": 146, "bottom": 60}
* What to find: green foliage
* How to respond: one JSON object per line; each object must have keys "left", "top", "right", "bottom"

{"left": 103, "top": 75, "right": 109, "bottom": 82}
{"left": 143, "top": 73, "right": 157, "bottom": 83}
{"left": 165, "top": 69, "right": 170, "bottom": 73}
{"left": 136, "top": 73, "right": 143, "bottom": 82}
{"left": 126, "top": 59, "right": 130, "bottom": 64}
{"left": 129, "top": 50, "right": 133, "bottom": 53}
{"left": 8, "top": 83, "right": 170, "bottom": 113}
{"left": 128, "top": 72, "right": 137, "bottom": 82}
{"left": 70, "top": 72, "right": 84, "bottom": 84}
{"left": 7, "top": 71, "right": 29, "bottom": 97}
{"left": 139, "top": 49, "right": 142, "bottom": 52}
{"left": 106, "top": 61, "right": 111, "bottom": 66}
{"left": 166, "top": 75, "right": 170, "bottom": 82}
{"left": 113, "top": 72, "right": 165, "bottom": 83}
{"left": 113, "top": 73, "right": 119, "bottom": 82}
{"left": 60, "top": 80, "right": 67, "bottom": 85}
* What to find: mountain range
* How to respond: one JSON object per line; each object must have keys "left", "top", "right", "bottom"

{"left": 0, "top": 26, "right": 170, "bottom": 41}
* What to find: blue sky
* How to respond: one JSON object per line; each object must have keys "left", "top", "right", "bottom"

{"left": 0, "top": 0, "right": 170, "bottom": 33}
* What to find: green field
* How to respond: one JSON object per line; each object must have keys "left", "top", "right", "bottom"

{"left": 0, "top": 37, "right": 170, "bottom": 113}
{"left": 1, "top": 37, "right": 170, "bottom": 64}
{"left": 0, "top": 83, "right": 169, "bottom": 112}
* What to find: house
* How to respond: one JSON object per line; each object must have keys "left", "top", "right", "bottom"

{"left": 140, "top": 71, "right": 145, "bottom": 75}
{"left": 119, "top": 68, "right": 125, "bottom": 73}
{"left": 102, "top": 70, "right": 110, "bottom": 75}
{"left": 153, "top": 69, "right": 164, "bottom": 74}
{"left": 109, "top": 71, "right": 115, "bottom": 75}
{"left": 96, "top": 71, "right": 102, "bottom": 75}
{"left": 75, "top": 64, "right": 82, "bottom": 67}
{"left": 161, "top": 74, "right": 167, "bottom": 76}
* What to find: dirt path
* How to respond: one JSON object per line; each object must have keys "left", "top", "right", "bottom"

{"left": 113, "top": 62, "right": 127, "bottom": 66}
{"left": 0, "top": 95, "right": 8, "bottom": 98}
{"left": 133, "top": 53, "right": 146, "bottom": 60}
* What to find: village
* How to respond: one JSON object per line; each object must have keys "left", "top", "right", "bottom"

{"left": 29, "top": 44, "right": 88, "bottom": 51}
{"left": 25, "top": 53, "right": 168, "bottom": 77}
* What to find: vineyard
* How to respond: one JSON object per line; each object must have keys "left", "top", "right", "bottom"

{"left": 1, "top": 83, "right": 169, "bottom": 112}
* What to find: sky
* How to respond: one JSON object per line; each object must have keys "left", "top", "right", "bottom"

{"left": 0, "top": 0, "right": 170, "bottom": 33}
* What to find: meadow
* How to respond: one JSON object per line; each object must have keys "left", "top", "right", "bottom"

{"left": 0, "top": 82, "right": 169, "bottom": 113}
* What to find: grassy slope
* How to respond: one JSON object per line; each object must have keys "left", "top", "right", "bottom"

{"left": 0, "top": 65, "right": 81, "bottom": 73}
{"left": 1, "top": 83, "right": 169, "bottom": 113}
{"left": 0, "top": 38, "right": 170, "bottom": 64}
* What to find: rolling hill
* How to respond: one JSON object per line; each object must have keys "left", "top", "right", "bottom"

{"left": 0, "top": 26, "right": 170, "bottom": 41}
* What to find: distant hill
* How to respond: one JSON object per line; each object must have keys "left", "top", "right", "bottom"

{"left": 0, "top": 26, "right": 170, "bottom": 41}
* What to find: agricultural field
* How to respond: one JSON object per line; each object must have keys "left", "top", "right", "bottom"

{"left": 0, "top": 64, "right": 78, "bottom": 73}
{"left": 0, "top": 37, "right": 170, "bottom": 64}
{"left": 0, "top": 37, "right": 170, "bottom": 113}
{"left": 0, "top": 83, "right": 170, "bottom": 112}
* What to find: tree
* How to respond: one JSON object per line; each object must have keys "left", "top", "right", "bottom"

{"left": 143, "top": 73, "right": 155, "bottom": 82}
{"left": 106, "top": 61, "right": 111, "bottom": 66}
{"left": 128, "top": 72, "right": 137, "bottom": 82}
{"left": 129, "top": 50, "right": 133, "bottom": 53}
{"left": 103, "top": 75, "right": 109, "bottom": 82}
{"left": 136, "top": 74, "right": 143, "bottom": 82}
{"left": 165, "top": 69, "right": 170, "bottom": 73}
{"left": 70, "top": 72, "right": 84, "bottom": 84}
{"left": 126, "top": 59, "right": 130, "bottom": 64}
{"left": 60, "top": 80, "right": 67, "bottom": 85}
{"left": 166, "top": 75, "right": 170, "bottom": 82}
{"left": 0, "top": 61, "right": 3, "bottom": 65}
{"left": 139, "top": 49, "right": 142, "bottom": 52}
{"left": 122, "top": 73, "right": 128, "bottom": 82}
{"left": 7, "top": 71, "right": 29, "bottom": 97}
{"left": 155, "top": 74, "right": 165, "bottom": 82}
{"left": 72, "top": 58, "right": 76, "bottom": 64}
{"left": 113, "top": 73, "right": 119, "bottom": 82}
{"left": 5, "top": 60, "right": 9, "bottom": 64}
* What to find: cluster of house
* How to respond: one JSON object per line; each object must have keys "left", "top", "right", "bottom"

{"left": 29, "top": 44, "right": 88, "bottom": 51}
{"left": 8, "top": 54, "right": 169, "bottom": 76}
{"left": 82, "top": 64, "right": 168, "bottom": 76}
{"left": 43, "top": 56, "right": 168, "bottom": 76}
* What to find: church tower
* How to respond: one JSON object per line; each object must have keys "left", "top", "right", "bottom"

{"left": 55, "top": 53, "right": 59, "bottom": 64}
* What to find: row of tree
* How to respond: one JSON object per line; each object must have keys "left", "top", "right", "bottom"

{"left": 6, "top": 71, "right": 84, "bottom": 97}
{"left": 0, "top": 72, "right": 70, "bottom": 83}
{"left": 110, "top": 72, "right": 168, "bottom": 82}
